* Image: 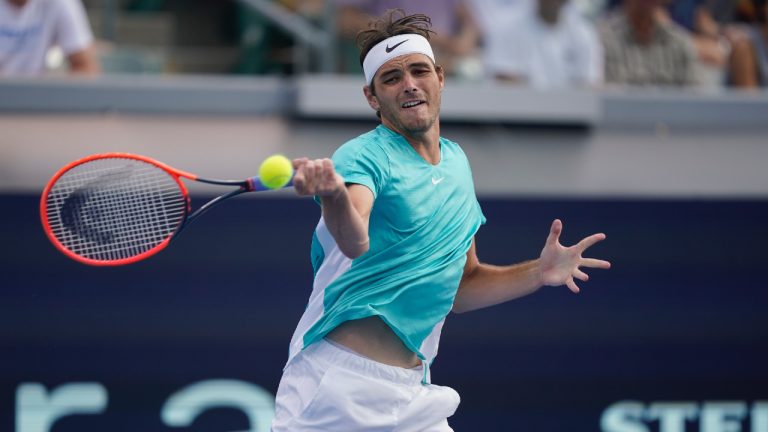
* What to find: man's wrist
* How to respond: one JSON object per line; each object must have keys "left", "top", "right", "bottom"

{"left": 531, "top": 258, "right": 546, "bottom": 288}
{"left": 324, "top": 183, "right": 347, "bottom": 203}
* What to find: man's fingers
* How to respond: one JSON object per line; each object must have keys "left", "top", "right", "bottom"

{"left": 582, "top": 258, "right": 611, "bottom": 269}
{"left": 292, "top": 157, "right": 343, "bottom": 196}
{"left": 292, "top": 157, "right": 309, "bottom": 170}
{"left": 292, "top": 159, "right": 316, "bottom": 195}
{"left": 303, "top": 160, "right": 317, "bottom": 182}
{"left": 573, "top": 269, "right": 589, "bottom": 282}
{"left": 322, "top": 158, "right": 336, "bottom": 183}
{"left": 546, "top": 219, "right": 562, "bottom": 246}
{"left": 576, "top": 233, "right": 606, "bottom": 251}
{"left": 566, "top": 277, "right": 580, "bottom": 294}
{"left": 292, "top": 174, "right": 308, "bottom": 195}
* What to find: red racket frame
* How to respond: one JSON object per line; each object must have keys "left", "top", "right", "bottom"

{"left": 40, "top": 153, "right": 283, "bottom": 266}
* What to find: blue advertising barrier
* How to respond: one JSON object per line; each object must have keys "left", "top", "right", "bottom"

{"left": 3, "top": 195, "right": 767, "bottom": 432}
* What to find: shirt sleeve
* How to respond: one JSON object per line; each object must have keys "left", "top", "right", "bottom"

{"left": 53, "top": 0, "right": 94, "bottom": 55}
{"left": 332, "top": 139, "right": 389, "bottom": 199}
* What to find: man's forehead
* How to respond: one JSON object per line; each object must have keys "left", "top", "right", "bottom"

{"left": 376, "top": 53, "right": 435, "bottom": 75}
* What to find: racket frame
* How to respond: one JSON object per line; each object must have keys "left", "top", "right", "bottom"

{"left": 40, "top": 152, "right": 283, "bottom": 266}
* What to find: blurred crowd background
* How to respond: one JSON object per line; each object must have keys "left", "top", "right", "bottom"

{"left": 3, "top": 0, "right": 768, "bottom": 90}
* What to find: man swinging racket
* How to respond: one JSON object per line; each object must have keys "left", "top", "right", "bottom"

{"left": 273, "top": 10, "right": 611, "bottom": 431}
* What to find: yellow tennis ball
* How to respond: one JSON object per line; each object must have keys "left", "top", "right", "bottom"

{"left": 259, "top": 154, "right": 293, "bottom": 189}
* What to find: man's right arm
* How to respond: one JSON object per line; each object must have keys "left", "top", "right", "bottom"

{"left": 292, "top": 158, "right": 373, "bottom": 259}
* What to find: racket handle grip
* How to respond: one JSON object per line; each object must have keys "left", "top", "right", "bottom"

{"left": 247, "top": 176, "right": 295, "bottom": 192}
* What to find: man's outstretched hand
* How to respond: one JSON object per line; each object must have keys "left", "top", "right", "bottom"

{"left": 539, "top": 219, "right": 611, "bottom": 293}
{"left": 292, "top": 158, "right": 345, "bottom": 198}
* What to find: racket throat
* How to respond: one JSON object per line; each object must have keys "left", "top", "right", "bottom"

{"left": 174, "top": 188, "right": 248, "bottom": 238}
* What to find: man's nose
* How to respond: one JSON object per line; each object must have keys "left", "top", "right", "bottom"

{"left": 402, "top": 73, "right": 418, "bottom": 93}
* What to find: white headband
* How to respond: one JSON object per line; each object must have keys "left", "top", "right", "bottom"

{"left": 362, "top": 34, "right": 435, "bottom": 85}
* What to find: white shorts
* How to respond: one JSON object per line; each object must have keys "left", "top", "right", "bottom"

{"left": 271, "top": 338, "right": 460, "bottom": 431}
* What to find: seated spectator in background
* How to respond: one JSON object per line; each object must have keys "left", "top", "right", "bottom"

{"left": 0, "top": 0, "right": 99, "bottom": 76}
{"left": 600, "top": 0, "right": 699, "bottom": 86}
{"left": 468, "top": 0, "right": 534, "bottom": 31}
{"left": 662, "top": 0, "right": 731, "bottom": 87}
{"left": 729, "top": 0, "right": 768, "bottom": 86}
{"left": 337, "top": 1, "right": 481, "bottom": 77}
{"left": 483, "top": 0, "right": 604, "bottom": 89}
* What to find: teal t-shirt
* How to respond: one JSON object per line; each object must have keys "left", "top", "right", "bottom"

{"left": 296, "top": 124, "right": 485, "bottom": 364}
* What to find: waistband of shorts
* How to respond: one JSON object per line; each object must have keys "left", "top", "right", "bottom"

{"left": 306, "top": 338, "right": 425, "bottom": 386}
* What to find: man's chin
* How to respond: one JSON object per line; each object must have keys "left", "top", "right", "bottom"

{"left": 383, "top": 113, "right": 436, "bottom": 136}
{"left": 408, "top": 117, "right": 437, "bottom": 132}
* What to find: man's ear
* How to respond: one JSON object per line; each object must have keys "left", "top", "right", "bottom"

{"left": 363, "top": 85, "right": 379, "bottom": 111}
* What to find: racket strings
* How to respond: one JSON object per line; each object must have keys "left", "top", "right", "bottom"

{"left": 45, "top": 158, "right": 187, "bottom": 262}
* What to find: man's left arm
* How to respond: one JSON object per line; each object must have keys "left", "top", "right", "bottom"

{"left": 453, "top": 219, "right": 610, "bottom": 313}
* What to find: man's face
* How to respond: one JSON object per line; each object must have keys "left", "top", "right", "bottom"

{"left": 364, "top": 54, "right": 445, "bottom": 138}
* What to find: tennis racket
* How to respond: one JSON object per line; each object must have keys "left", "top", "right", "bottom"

{"left": 40, "top": 153, "right": 294, "bottom": 266}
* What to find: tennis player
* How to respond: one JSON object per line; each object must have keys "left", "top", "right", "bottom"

{"left": 272, "top": 10, "right": 610, "bottom": 431}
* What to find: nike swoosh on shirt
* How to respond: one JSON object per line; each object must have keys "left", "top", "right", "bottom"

{"left": 385, "top": 40, "right": 408, "bottom": 53}
{"left": 431, "top": 177, "right": 445, "bottom": 185}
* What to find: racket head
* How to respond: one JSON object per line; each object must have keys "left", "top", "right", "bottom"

{"left": 40, "top": 153, "right": 192, "bottom": 266}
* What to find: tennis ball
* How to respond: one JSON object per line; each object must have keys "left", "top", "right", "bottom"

{"left": 259, "top": 154, "right": 293, "bottom": 189}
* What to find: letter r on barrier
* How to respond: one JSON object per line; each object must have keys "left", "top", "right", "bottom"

{"left": 15, "top": 382, "right": 108, "bottom": 432}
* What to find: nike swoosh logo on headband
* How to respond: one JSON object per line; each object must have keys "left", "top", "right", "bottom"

{"left": 385, "top": 39, "right": 408, "bottom": 53}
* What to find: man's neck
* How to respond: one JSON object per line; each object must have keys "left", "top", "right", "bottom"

{"left": 405, "top": 131, "right": 441, "bottom": 165}
{"left": 382, "top": 120, "right": 442, "bottom": 165}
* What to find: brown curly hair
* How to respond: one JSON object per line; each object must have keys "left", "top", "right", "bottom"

{"left": 356, "top": 9, "right": 436, "bottom": 67}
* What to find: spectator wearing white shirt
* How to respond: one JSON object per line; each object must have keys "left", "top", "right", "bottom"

{"left": 0, "top": 0, "right": 99, "bottom": 76}
{"left": 482, "top": 0, "right": 604, "bottom": 88}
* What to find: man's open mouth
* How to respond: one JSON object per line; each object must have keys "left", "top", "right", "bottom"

{"left": 401, "top": 100, "right": 425, "bottom": 108}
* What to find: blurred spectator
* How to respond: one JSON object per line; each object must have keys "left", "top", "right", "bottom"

{"left": 661, "top": 0, "right": 731, "bottom": 87}
{"left": 600, "top": 0, "right": 699, "bottom": 86}
{"left": 235, "top": 2, "right": 295, "bottom": 75}
{"left": 728, "top": 0, "right": 768, "bottom": 86}
{"left": 0, "top": 0, "right": 99, "bottom": 76}
{"left": 482, "top": 0, "right": 604, "bottom": 89}
{"left": 468, "top": 0, "right": 532, "bottom": 30}
{"left": 337, "top": 1, "right": 481, "bottom": 77}
{"left": 710, "top": 0, "right": 740, "bottom": 22}
{"left": 235, "top": 0, "right": 326, "bottom": 75}
{"left": 571, "top": 0, "right": 610, "bottom": 20}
